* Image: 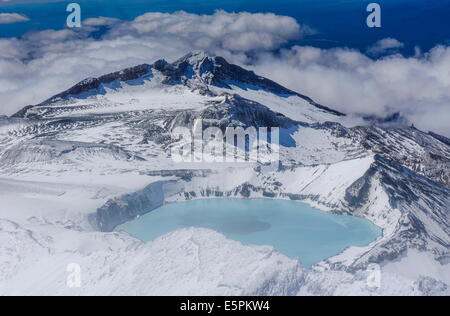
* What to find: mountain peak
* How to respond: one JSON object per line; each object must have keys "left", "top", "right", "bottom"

{"left": 172, "top": 50, "right": 227, "bottom": 84}
{"left": 176, "top": 50, "right": 212, "bottom": 64}
{"left": 13, "top": 51, "right": 345, "bottom": 118}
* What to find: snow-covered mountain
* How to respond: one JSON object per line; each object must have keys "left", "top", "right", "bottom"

{"left": 0, "top": 51, "right": 448, "bottom": 296}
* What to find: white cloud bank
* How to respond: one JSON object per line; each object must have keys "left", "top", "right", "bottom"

{"left": 367, "top": 38, "right": 404, "bottom": 56}
{"left": 0, "top": 11, "right": 449, "bottom": 137}
{"left": 0, "top": 13, "right": 29, "bottom": 24}
{"left": 253, "top": 45, "right": 450, "bottom": 136}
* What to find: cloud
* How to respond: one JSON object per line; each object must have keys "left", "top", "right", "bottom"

{"left": 83, "top": 17, "right": 121, "bottom": 27}
{"left": 0, "top": 11, "right": 448, "bottom": 137}
{"left": 367, "top": 38, "right": 404, "bottom": 56}
{"left": 106, "top": 11, "right": 301, "bottom": 52}
{"left": 251, "top": 45, "right": 450, "bottom": 136}
{"left": 0, "top": 13, "right": 29, "bottom": 24}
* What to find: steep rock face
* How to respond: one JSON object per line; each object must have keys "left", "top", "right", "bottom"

{"left": 301, "top": 122, "right": 450, "bottom": 189}
{"left": 352, "top": 126, "right": 450, "bottom": 188}
{"left": 343, "top": 156, "right": 450, "bottom": 268}
{"left": 163, "top": 94, "right": 299, "bottom": 137}
{"left": 130, "top": 93, "right": 301, "bottom": 149}
{"left": 199, "top": 94, "right": 299, "bottom": 129}
{"left": 91, "top": 181, "right": 169, "bottom": 232}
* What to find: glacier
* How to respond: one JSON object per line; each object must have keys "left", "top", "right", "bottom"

{"left": 0, "top": 51, "right": 448, "bottom": 296}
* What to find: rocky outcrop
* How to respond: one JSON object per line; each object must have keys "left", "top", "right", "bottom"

{"left": 90, "top": 181, "right": 171, "bottom": 232}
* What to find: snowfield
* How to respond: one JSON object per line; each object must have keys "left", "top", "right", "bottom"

{"left": 0, "top": 51, "right": 448, "bottom": 296}
{"left": 0, "top": 225, "right": 304, "bottom": 296}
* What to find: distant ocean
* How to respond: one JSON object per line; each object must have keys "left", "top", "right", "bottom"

{"left": 1, "top": 0, "right": 449, "bottom": 54}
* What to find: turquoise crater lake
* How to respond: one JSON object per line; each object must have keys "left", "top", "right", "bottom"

{"left": 116, "top": 199, "right": 381, "bottom": 267}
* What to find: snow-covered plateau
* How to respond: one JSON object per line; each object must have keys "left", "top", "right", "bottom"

{"left": 0, "top": 51, "right": 448, "bottom": 296}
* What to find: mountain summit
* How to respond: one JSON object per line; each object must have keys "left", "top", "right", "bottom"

{"left": 14, "top": 51, "right": 344, "bottom": 119}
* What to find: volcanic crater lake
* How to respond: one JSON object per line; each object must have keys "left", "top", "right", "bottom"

{"left": 116, "top": 199, "right": 381, "bottom": 267}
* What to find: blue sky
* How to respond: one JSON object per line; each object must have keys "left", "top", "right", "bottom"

{"left": 1, "top": 0, "right": 450, "bottom": 52}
